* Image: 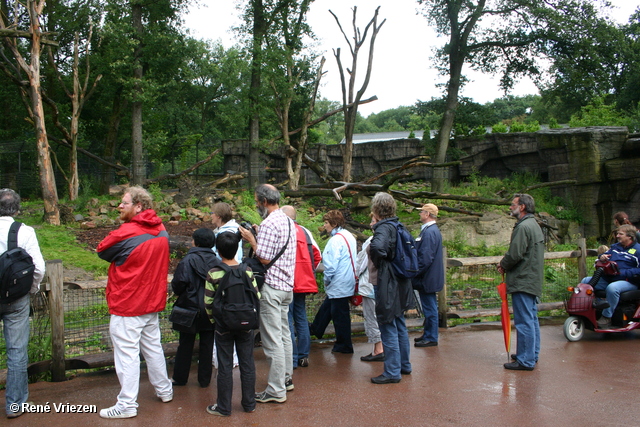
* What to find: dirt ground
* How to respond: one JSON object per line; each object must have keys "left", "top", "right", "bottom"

{"left": 74, "top": 220, "right": 217, "bottom": 273}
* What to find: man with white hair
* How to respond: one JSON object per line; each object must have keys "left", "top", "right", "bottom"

{"left": 412, "top": 203, "right": 444, "bottom": 348}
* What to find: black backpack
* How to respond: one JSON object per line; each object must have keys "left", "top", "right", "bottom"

{"left": 211, "top": 263, "right": 260, "bottom": 331}
{"left": 0, "top": 222, "right": 35, "bottom": 303}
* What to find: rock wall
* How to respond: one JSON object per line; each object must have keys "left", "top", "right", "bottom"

{"left": 455, "top": 127, "right": 639, "bottom": 240}
{"left": 222, "top": 127, "right": 640, "bottom": 241}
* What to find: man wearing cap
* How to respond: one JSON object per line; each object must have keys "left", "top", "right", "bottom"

{"left": 411, "top": 204, "right": 444, "bottom": 347}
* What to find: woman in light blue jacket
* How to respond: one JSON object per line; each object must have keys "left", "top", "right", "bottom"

{"left": 309, "top": 210, "right": 357, "bottom": 353}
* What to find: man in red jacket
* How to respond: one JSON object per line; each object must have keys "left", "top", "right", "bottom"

{"left": 282, "top": 205, "right": 321, "bottom": 369}
{"left": 97, "top": 186, "right": 173, "bottom": 419}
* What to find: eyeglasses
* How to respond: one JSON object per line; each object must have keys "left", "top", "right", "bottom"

{"left": 119, "top": 202, "right": 133, "bottom": 206}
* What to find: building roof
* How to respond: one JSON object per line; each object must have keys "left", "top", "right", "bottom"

{"left": 340, "top": 130, "right": 427, "bottom": 144}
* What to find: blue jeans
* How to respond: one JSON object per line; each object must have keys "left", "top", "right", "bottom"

{"left": 1, "top": 294, "right": 30, "bottom": 416}
{"left": 418, "top": 292, "right": 439, "bottom": 342}
{"left": 511, "top": 292, "right": 540, "bottom": 368}
{"left": 379, "top": 315, "right": 411, "bottom": 379}
{"left": 581, "top": 276, "right": 638, "bottom": 318}
{"left": 288, "top": 293, "right": 310, "bottom": 366}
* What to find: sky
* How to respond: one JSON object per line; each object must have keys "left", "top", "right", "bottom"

{"left": 185, "top": 0, "right": 639, "bottom": 117}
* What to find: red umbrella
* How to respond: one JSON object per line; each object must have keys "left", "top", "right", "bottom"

{"left": 497, "top": 275, "right": 511, "bottom": 361}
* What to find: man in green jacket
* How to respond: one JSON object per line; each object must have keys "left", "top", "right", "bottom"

{"left": 498, "top": 193, "right": 544, "bottom": 371}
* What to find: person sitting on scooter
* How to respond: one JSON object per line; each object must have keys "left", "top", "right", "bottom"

{"left": 581, "top": 224, "right": 640, "bottom": 329}
{"left": 611, "top": 212, "right": 640, "bottom": 244}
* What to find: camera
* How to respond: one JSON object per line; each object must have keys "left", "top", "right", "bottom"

{"left": 240, "top": 221, "right": 257, "bottom": 237}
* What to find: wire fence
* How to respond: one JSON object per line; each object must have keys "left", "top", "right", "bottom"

{"left": 0, "top": 253, "right": 592, "bottom": 375}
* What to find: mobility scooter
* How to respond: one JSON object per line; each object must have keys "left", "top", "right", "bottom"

{"left": 563, "top": 260, "right": 640, "bottom": 341}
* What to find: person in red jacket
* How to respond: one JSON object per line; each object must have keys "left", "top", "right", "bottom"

{"left": 97, "top": 186, "right": 173, "bottom": 419}
{"left": 282, "top": 205, "right": 321, "bottom": 368}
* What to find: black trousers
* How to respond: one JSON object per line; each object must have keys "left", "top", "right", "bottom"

{"left": 214, "top": 328, "right": 256, "bottom": 415}
{"left": 310, "top": 296, "right": 353, "bottom": 353}
{"left": 172, "top": 329, "right": 214, "bottom": 386}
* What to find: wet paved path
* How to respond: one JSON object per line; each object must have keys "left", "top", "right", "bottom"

{"left": 3, "top": 324, "right": 640, "bottom": 426}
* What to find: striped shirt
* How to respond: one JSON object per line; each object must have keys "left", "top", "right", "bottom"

{"left": 255, "top": 209, "right": 296, "bottom": 292}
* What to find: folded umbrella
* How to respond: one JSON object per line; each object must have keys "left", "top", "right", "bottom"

{"left": 497, "top": 275, "right": 511, "bottom": 362}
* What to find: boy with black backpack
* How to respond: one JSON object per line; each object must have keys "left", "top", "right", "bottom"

{"left": 204, "top": 232, "right": 260, "bottom": 416}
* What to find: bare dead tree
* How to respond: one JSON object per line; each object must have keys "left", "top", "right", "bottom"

{"left": 0, "top": 0, "right": 60, "bottom": 224}
{"left": 330, "top": 6, "right": 385, "bottom": 182}
{"left": 48, "top": 24, "right": 102, "bottom": 200}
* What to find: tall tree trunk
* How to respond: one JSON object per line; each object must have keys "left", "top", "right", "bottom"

{"left": 131, "top": 1, "right": 145, "bottom": 185}
{"left": 291, "top": 58, "right": 325, "bottom": 190}
{"left": 432, "top": 60, "right": 462, "bottom": 193}
{"left": 431, "top": 0, "right": 484, "bottom": 193}
{"left": 248, "top": 0, "right": 266, "bottom": 188}
{"left": 68, "top": 33, "right": 81, "bottom": 200}
{"left": 29, "top": 1, "right": 59, "bottom": 224}
{"left": 101, "top": 90, "right": 125, "bottom": 194}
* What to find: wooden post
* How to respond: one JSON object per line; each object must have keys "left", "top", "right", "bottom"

{"left": 438, "top": 247, "right": 448, "bottom": 328}
{"left": 578, "top": 238, "right": 587, "bottom": 281}
{"left": 46, "top": 259, "right": 65, "bottom": 382}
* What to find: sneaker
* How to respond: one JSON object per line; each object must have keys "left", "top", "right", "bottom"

{"left": 158, "top": 391, "right": 173, "bottom": 403}
{"left": 298, "top": 357, "right": 309, "bottom": 367}
{"left": 285, "top": 377, "right": 294, "bottom": 392}
{"left": 255, "top": 391, "right": 286, "bottom": 404}
{"left": 206, "top": 404, "right": 229, "bottom": 417}
{"left": 6, "top": 410, "right": 23, "bottom": 419}
{"left": 99, "top": 406, "right": 137, "bottom": 419}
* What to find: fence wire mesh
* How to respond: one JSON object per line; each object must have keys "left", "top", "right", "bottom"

{"left": 0, "top": 255, "right": 591, "bottom": 370}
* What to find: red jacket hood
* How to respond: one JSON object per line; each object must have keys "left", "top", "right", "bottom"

{"left": 131, "top": 209, "right": 162, "bottom": 227}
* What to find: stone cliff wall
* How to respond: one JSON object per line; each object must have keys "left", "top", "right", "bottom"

{"left": 222, "top": 127, "right": 640, "bottom": 241}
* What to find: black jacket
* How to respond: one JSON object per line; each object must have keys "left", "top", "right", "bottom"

{"left": 370, "top": 217, "right": 413, "bottom": 324}
{"left": 171, "top": 247, "right": 222, "bottom": 332}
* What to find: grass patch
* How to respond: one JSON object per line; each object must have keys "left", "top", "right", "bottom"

{"left": 34, "top": 224, "right": 109, "bottom": 277}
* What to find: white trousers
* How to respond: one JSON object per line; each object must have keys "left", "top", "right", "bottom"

{"left": 109, "top": 313, "right": 172, "bottom": 411}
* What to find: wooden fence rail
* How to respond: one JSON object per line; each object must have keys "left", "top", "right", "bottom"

{"left": 0, "top": 239, "right": 597, "bottom": 384}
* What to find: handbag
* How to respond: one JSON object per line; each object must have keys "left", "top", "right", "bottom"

{"left": 338, "top": 233, "right": 362, "bottom": 306}
{"left": 169, "top": 305, "right": 199, "bottom": 328}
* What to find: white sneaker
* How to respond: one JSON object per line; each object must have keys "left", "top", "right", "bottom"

{"left": 99, "top": 406, "right": 137, "bottom": 419}
{"left": 159, "top": 392, "right": 173, "bottom": 403}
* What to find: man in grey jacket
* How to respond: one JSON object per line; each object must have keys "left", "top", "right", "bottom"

{"left": 497, "top": 193, "right": 544, "bottom": 371}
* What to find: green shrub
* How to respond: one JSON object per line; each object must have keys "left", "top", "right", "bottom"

{"left": 549, "top": 117, "right": 562, "bottom": 129}
{"left": 471, "top": 125, "right": 487, "bottom": 136}
{"left": 524, "top": 120, "right": 541, "bottom": 132}
{"left": 569, "top": 96, "right": 632, "bottom": 127}
{"left": 509, "top": 122, "right": 526, "bottom": 132}
{"left": 492, "top": 123, "right": 508, "bottom": 133}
